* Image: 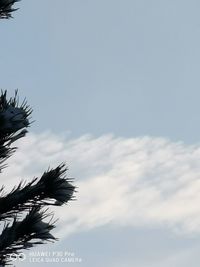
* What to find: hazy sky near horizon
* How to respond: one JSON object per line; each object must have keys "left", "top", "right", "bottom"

{"left": 2, "top": 0, "right": 200, "bottom": 266}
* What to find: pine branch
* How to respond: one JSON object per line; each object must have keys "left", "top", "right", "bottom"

{"left": 0, "top": 164, "right": 76, "bottom": 220}
{"left": 0, "top": 0, "right": 20, "bottom": 19}
{"left": 0, "top": 90, "right": 32, "bottom": 134}
{"left": 0, "top": 2, "right": 77, "bottom": 266}
{"left": 0, "top": 207, "right": 57, "bottom": 265}
{"left": 0, "top": 90, "right": 32, "bottom": 169}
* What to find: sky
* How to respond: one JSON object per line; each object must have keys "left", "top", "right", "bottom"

{"left": 1, "top": 0, "right": 200, "bottom": 266}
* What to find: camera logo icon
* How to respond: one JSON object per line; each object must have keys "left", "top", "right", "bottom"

{"left": 9, "top": 253, "right": 26, "bottom": 261}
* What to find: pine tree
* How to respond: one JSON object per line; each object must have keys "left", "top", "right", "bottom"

{"left": 0, "top": 1, "right": 75, "bottom": 266}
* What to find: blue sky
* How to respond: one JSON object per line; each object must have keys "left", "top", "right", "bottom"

{"left": 2, "top": 0, "right": 200, "bottom": 266}
{"left": 1, "top": 0, "right": 200, "bottom": 142}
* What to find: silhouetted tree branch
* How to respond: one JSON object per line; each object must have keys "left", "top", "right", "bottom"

{"left": 0, "top": 1, "right": 76, "bottom": 266}
{"left": 0, "top": 0, "right": 20, "bottom": 19}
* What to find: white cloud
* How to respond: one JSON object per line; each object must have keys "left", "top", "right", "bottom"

{"left": 2, "top": 132, "right": 200, "bottom": 237}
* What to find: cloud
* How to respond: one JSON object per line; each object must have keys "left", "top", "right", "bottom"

{"left": 2, "top": 131, "right": 200, "bottom": 237}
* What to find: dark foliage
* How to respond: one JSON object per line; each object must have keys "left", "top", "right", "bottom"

{"left": 0, "top": 91, "right": 75, "bottom": 266}
{"left": 0, "top": 0, "right": 20, "bottom": 19}
{"left": 0, "top": 2, "right": 76, "bottom": 266}
{"left": 0, "top": 207, "right": 56, "bottom": 265}
{"left": 0, "top": 164, "right": 75, "bottom": 220}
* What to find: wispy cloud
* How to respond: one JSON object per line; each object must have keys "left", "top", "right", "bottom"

{"left": 2, "top": 132, "right": 200, "bottom": 237}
